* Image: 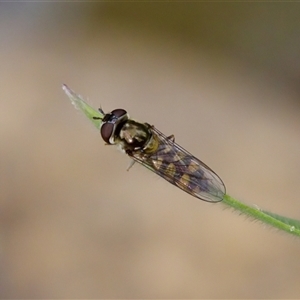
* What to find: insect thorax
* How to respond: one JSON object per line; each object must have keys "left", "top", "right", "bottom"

{"left": 117, "top": 120, "right": 159, "bottom": 154}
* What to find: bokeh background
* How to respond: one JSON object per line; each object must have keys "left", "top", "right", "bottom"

{"left": 1, "top": 2, "right": 300, "bottom": 298}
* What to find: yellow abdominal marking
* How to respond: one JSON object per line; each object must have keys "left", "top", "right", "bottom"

{"left": 188, "top": 161, "right": 198, "bottom": 173}
{"left": 166, "top": 163, "right": 176, "bottom": 177}
{"left": 153, "top": 159, "right": 162, "bottom": 170}
{"left": 179, "top": 173, "right": 190, "bottom": 186}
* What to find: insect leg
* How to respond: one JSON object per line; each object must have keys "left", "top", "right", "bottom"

{"left": 167, "top": 134, "right": 175, "bottom": 142}
{"left": 127, "top": 160, "right": 136, "bottom": 171}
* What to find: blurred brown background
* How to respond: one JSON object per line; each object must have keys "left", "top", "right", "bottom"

{"left": 1, "top": 2, "right": 300, "bottom": 298}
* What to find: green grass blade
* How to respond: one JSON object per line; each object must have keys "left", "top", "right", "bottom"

{"left": 223, "top": 194, "right": 300, "bottom": 237}
{"left": 261, "top": 210, "right": 300, "bottom": 229}
{"left": 62, "top": 84, "right": 103, "bottom": 129}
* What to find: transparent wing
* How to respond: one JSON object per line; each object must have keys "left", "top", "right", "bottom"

{"left": 130, "top": 126, "right": 226, "bottom": 202}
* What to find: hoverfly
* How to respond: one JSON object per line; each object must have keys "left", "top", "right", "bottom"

{"left": 93, "top": 108, "right": 226, "bottom": 202}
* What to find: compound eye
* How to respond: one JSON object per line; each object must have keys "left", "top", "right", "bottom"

{"left": 100, "top": 109, "right": 128, "bottom": 144}
{"left": 101, "top": 122, "right": 114, "bottom": 144}
{"left": 111, "top": 109, "right": 127, "bottom": 118}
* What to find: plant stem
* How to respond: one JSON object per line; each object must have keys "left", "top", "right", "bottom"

{"left": 223, "top": 194, "right": 300, "bottom": 237}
